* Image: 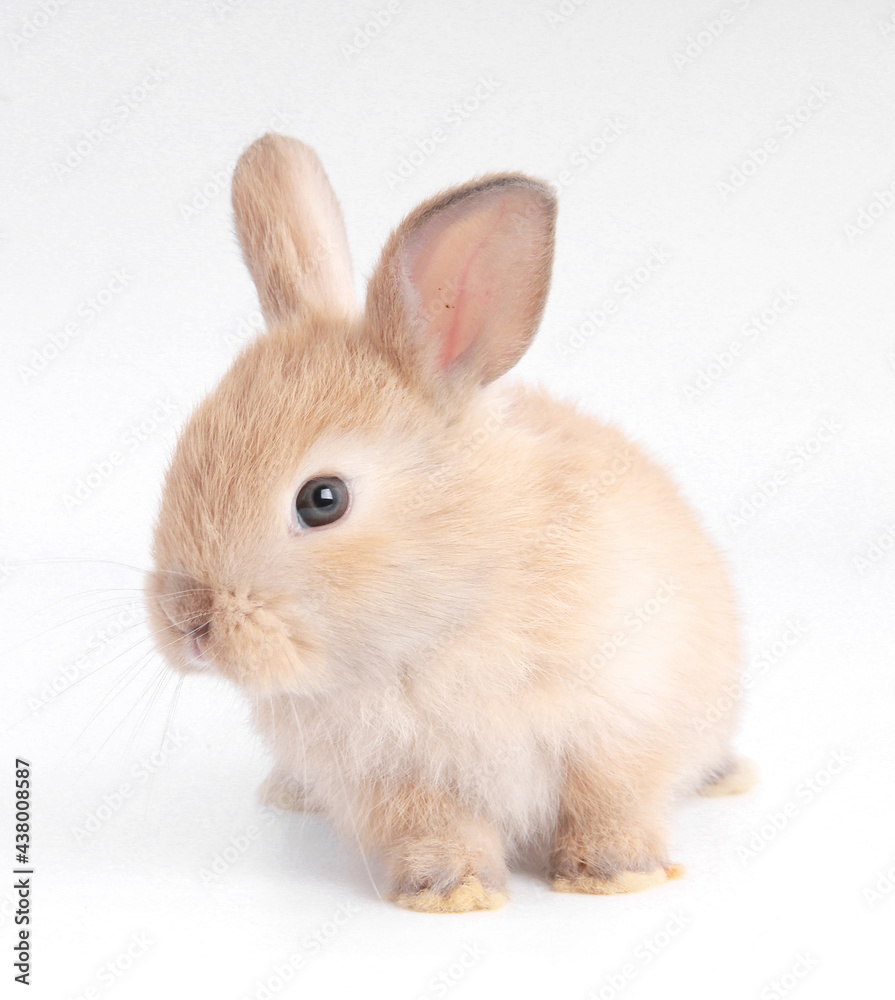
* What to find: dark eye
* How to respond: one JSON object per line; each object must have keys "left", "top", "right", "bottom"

{"left": 295, "top": 476, "right": 350, "bottom": 528}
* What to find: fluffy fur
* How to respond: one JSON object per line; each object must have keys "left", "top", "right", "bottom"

{"left": 147, "top": 133, "right": 754, "bottom": 913}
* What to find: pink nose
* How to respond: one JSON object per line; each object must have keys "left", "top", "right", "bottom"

{"left": 183, "top": 618, "right": 211, "bottom": 643}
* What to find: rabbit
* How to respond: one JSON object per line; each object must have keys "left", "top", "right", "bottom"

{"left": 146, "top": 133, "right": 755, "bottom": 913}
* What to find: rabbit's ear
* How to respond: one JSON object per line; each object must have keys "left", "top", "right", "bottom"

{"left": 232, "top": 134, "right": 356, "bottom": 324}
{"left": 366, "top": 175, "right": 556, "bottom": 388}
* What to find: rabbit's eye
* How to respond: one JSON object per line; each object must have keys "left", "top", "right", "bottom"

{"left": 295, "top": 476, "right": 350, "bottom": 528}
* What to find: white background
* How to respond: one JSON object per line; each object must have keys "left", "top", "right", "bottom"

{"left": 2, "top": 1, "right": 894, "bottom": 998}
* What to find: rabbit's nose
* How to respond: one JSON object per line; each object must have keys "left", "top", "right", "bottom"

{"left": 180, "top": 615, "right": 211, "bottom": 665}
{"left": 165, "top": 604, "right": 212, "bottom": 650}
{"left": 177, "top": 615, "right": 211, "bottom": 644}
{"left": 163, "top": 588, "right": 213, "bottom": 665}
{"left": 160, "top": 610, "right": 209, "bottom": 670}
{"left": 188, "top": 619, "right": 211, "bottom": 642}
{"left": 156, "top": 571, "right": 214, "bottom": 634}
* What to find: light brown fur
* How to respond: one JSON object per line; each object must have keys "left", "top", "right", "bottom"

{"left": 147, "top": 134, "right": 753, "bottom": 913}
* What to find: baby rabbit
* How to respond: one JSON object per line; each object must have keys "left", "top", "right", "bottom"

{"left": 147, "top": 134, "right": 754, "bottom": 913}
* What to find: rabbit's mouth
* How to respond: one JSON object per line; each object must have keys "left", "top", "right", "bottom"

{"left": 211, "top": 607, "right": 326, "bottom": 695}
{"left": 146, "top": 569, "right": 327, "bottom": 694}
{"left": 185, "top": 633, "right": 206, "bottom": 668}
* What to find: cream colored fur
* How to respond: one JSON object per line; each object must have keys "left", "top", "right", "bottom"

{"left": 147, "top": 134, "right": 752, "bottom": 913}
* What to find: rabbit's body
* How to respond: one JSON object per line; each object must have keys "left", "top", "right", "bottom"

{"left": 148, "top": 134, "right": 752, "bottom": 912}
{"left": 253, "top": 378, "right": 741, "bottom": 862}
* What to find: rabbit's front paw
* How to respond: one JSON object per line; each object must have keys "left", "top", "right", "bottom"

{"left": 551, "top": 756, "right": 683, "bottom": 895}
{"left": 393, "top": 877, "right": 507, "bottom": 913}
{"left": 386, "top": 836, "right": 508, "bottom": 913}
{"left": 553, "top": 863, "right": 685, "bottom": 895}
{"left": 551, "top": 827, "right": 684, "bottom": 895}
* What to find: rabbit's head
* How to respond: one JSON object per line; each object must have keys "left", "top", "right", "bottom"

{"left": 147, "top": 134, "right": 556, "bottom": 695}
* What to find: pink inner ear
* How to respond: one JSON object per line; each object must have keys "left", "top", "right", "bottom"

{"left": 404, "top": 199, "right": 512, "bottom": 372}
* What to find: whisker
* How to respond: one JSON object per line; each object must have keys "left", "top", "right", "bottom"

{"left": 1, "top": 626, "right": 161, "bottom": 738}
{"left": 17, "top": 587, "right": 151, "bottom": 629}
{"left": 13, "top": 583, "right": 220, "bottom": 654}
{"left": 67, "top": 654, "right": 157, "bottom": 754}
{"left": 68, "top": 663, "right": 170, "bottom": 783}
{"left": 126, "top": 667, "right": 172, "bottom": 762}
{"left": 64, "top": 623, "right": 195, "bottom": 747}
{"left": 4, "top": 601, "right": 150, "bottom": 654}
{"left": 143, "top": 675, "right": 185, "bottom": 822}
{"left": 9, "top": 557, "right": 151, "bottom": 574}
{"left": 283, "top": 694, "right": 383, "bottom": 902}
